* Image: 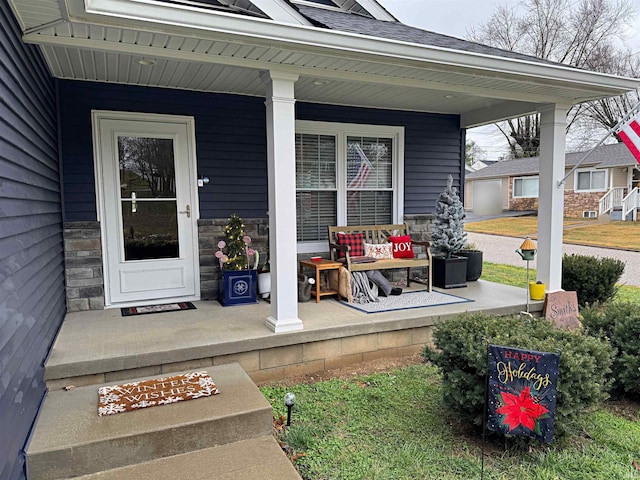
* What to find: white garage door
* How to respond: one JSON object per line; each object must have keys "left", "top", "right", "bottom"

{"left": 472, "top": 179, "right": 503, "bottom": 216}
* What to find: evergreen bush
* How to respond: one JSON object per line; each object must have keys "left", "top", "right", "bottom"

{"left": 423, "top": 313, "right": 613, "bottom": 436}
{"left": 431, "top": 175, "right": 466, "bottom": 258}
{"left": 581, "top": 302, "right": 640, "bottom": 399}
{"left": 561, "top": 254, "right": 624, "bottom": 307}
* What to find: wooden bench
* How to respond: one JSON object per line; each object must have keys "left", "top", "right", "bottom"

{"left": 328, "top": 223, "right": 432, "bottom": 291}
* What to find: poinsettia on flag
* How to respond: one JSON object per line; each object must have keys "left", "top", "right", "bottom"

{"left": 615, "top": 112, "right": 640, "bottom": 164}
{"left": 487, "top": 345, "right": 560, "bottom": 444}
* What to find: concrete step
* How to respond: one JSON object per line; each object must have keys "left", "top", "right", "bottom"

{"left": 26, "top": 364, "right": 275, "bottom": 480}
{"left": 68, "top": 436, "right": 301, "bottom": 480}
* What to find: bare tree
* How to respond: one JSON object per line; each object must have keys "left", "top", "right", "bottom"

{"left": 465, "top": 139, "right": 487, "bottom": 166}
{"left": 468, "top": 0, "right": 638, "bottom": 157}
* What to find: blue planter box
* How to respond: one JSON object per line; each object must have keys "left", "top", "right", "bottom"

{"left": 218, "top": 270, "right": 258, "bottom": 306}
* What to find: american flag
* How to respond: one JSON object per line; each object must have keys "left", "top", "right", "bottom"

{"left": 615, "top": 112, "right": 640, "bottom": 164}
{"left": 348, "top": 144, "right": 374, "bottom": 189}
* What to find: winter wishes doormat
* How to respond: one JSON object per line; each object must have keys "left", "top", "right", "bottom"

{"left": 98, "top": 371, "right": 220, "bottom": 416}
{"left": 120, "top": 302, "right": 196, "bottom": 317}
{"left": 487, "top": 345, "right": 560, "bottom": 443}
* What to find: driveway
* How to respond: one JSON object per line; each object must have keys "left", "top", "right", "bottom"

{"left": 467, "top": 232, "right": 640, "bottom": 287}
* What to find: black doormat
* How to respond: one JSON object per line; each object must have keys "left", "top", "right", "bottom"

{"left": 121, "top": 302, "right": 197, "bottom": 317}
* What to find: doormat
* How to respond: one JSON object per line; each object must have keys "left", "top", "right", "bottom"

{"left": 121, "top": 302, "right": 196, "bottom": 317}
{"left": 337, "top": 289, "right": 473, "bottom": 314}
{"left": 98, "top": 371, "right": 220, "bottom": 416}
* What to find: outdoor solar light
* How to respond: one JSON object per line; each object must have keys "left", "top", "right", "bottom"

{"left": 284, "top": 392, "right": 296, "bottom": 426}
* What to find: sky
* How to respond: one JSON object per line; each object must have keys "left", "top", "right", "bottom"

{"left": 375, "top": 0, "right": 640, "bottom": 159}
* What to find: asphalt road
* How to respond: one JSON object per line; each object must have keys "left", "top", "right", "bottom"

{"left": 467, "top": 232, "right": 640, "bottom": 287}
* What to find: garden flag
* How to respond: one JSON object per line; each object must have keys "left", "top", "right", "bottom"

{"left": 615, "top": 112, "right": 640, "bottom": 164}
{"left": 487, "top": 345, "right": 560, "bottom": 444}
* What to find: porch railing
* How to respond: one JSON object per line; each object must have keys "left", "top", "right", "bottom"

{"left": 621, "top": 187, "right": 639, "bottom": 221}
{"left": 598, "top": 187, "right": 626, "bottom": 216}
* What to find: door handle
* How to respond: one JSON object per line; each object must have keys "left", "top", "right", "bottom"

{"left": 179, "top": 205, "right": 191, "bottom": 218}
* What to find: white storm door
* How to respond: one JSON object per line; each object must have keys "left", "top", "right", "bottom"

{"left": 94, "top": 113, "right": 199, "bottom": 306}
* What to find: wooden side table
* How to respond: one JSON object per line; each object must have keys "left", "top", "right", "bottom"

{"left": 299, "top": 259, "right": 342, "bottom": 303}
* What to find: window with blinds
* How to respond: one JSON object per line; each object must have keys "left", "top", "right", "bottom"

{"left": 295, "top": 122, "right": 403, "bottom": 247}
{"left": 296, "top": 134, "right": 337, "bottom": 242}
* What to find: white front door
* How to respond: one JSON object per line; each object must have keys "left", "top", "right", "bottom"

{"left": 93, "top": 111, "right": 200, "bottom": 307}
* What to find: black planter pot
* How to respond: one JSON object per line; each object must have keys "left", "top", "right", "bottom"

{"left": 433, "top": 255, "right": 468, "bottom": 288}
{"left": 458, "top": 250, "right": 483, "bottom": 281}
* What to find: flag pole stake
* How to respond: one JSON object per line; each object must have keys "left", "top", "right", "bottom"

{"left": 481, "top": 342, "right": 490, "bottom": 480}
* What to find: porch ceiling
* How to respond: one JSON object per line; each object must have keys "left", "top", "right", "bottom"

{"left": 11, "top": 0, "right": 640, "bottom": 126}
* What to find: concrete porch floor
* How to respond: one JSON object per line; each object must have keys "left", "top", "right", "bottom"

{"left": 45, "top": 281, "right": 543, "bottom": 389}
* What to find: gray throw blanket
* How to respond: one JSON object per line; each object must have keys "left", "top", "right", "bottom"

{"left": 351, "top": 271, "right": 379, "bottom": 304}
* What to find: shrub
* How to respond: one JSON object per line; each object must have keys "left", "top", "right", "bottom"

{"left": 581, "top": 302, "right": 640, "bottom": 399}
{"left": 562, "top": 254, "right": 624, "bottom": 307}
{"left": 423, "top": 313, "right": 613, "bottom": 437}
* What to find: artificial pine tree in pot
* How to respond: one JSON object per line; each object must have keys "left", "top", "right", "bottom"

{"left": 431, "top": 175, "right": 468, "bottom": 288}
{"left": 216, "top": 213, "right": 259, "bottom": 306}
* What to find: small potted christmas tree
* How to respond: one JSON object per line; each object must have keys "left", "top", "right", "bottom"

{"left": 216, "top": 214, "right": 259, "bottom": 306}
{"left": 431, "top": 175, "right": 468, "bottom": 288}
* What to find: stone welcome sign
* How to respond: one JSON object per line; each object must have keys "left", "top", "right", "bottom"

{"left": 543, "top": 291, "right": 581, "bottom": 330}
{"left": 98, "top": 371, "right": 220, "bottom": 416}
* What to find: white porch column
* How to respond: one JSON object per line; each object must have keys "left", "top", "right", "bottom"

{"left": 537, "top": 104, "right": 568, "bottom": 292}
{"left": 261, "top": 70, "right": 304, "bottom": 333}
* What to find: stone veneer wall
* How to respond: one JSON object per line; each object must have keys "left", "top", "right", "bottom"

{"left": 508, "top": 178, "right": 539, "bottom": 211}
{"left": 64, "top": 222, "right": 104, "bottom": 312}
{"left": 63, "top": 219, "right": 270, "bottom": 311}
{"left": 563, "top": 191, "right": 602, "bottom": 218}
{"left": 63, "top": 216, "right": 429, "bottom": 310}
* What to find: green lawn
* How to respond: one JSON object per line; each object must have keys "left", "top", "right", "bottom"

{"left": 481, "top": 262, "right": 640, "bottom": 304}
{"left": 262, "top": 365, "right": 640, "bottom": 480}
{"left": 465, "top": 217, "right": 640, "bottom": 252}
{"left": 260, "top": 262, "right": 640, "bottom": 479}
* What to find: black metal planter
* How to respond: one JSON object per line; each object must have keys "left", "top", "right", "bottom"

{"left": 432, "top": 256, "right": 468, "bottom": 289}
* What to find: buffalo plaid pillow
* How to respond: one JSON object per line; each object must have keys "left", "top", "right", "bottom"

{"left": 336, "top": 233, "right": 365, "bottom": 258}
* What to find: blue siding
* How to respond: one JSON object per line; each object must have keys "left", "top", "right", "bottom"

{"left": 59, "top": 82, "right": 463, "bottom": 222}
{"left": 296, "top": 103, "right": 464, "bottom": 213}
{"left": 58, "top": 81, "right": 269, "bottom": 221}
{"left": 0, "top": 2, "right": 65, "bottom": 479}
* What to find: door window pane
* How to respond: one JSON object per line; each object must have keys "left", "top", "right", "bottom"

{"left": 119, "top": 137, "right": 176, "bottom": 198}
{"left": 122, "top": 201, "right": 178, "bottom": 260}
{"left": 118, "top": 136, "right": 179, "bottom": 261}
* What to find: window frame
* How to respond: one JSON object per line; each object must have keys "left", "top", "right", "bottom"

{"left": 512, "top": 176, "right": 539, "bottom": 199}
{"left": 574, "top": 168, "right": 608, "bottom": 193}
{"left": 295, "top": 120, "right": 404, "bottom": 253}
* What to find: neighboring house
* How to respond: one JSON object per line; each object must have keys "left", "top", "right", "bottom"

{"left": 465, "top": 143, "right": 640, "bottom": 220}
{"left": 1, "top": 0, "right": 638, "bottom": 477}
{"left": 465, "top": 159, "right": 496, "bottom": 173}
